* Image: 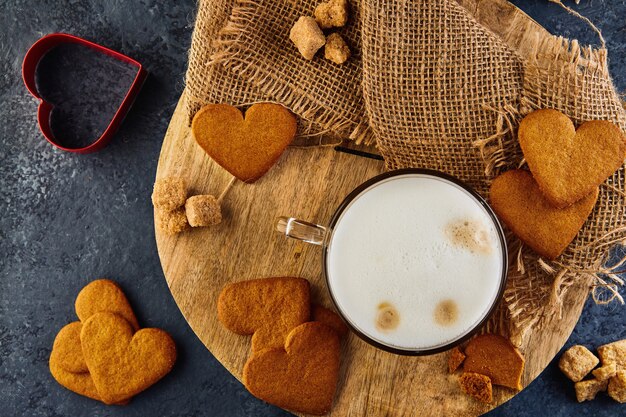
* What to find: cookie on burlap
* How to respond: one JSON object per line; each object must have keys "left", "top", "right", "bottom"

{"left": 217, "top": 277, "right": 310, "bottom": 352}
{"left": 312, "top": 304, "right": 348, "bottom": 337}
{"left": 192, "top": 103, "right": 297, "bottom": 183}
{"left": 243, "top": 322, "right": 341, "bottom": 415}
{"left": 489, "top": 170, "right": 598, "bottom": 260}
{"left": 463, "top": 334, "right": 525, "bottom": 390}
{"left": 80, "top": 312, "right": 176, "bottom": 404}
{"left": 518, "top": 109, "right": 626, "bottom": 208}
{"left": 459, "top": 372, "right": 493, "bottom": 404}
{"left": 75, "top": 279, "right": 139, "bottom": 331}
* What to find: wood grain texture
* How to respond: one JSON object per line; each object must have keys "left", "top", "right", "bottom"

{"left": 156, "top": 2, "right": 589, "bottom": 415}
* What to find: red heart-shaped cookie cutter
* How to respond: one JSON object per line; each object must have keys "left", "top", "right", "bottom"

{"left": 22, "top": 33, "right": 147, "bottom": 154}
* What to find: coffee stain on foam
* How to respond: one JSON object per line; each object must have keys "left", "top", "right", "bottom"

{"left": 376, "top": 302, "right": 400, "bottom": 332}
{"left": 434, "top": 299, "right": 459, "bottom": 327}
{"left": 444, "top": 218, "right": 492, "bottom": 255}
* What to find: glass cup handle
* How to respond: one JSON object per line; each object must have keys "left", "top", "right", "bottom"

{"left": 276, "top": 216, "right": 328, "bottom": 246}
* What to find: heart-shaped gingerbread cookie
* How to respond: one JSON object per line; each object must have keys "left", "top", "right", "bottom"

{"left": 192, "top": 103, "right": 297, "bottom": 183}
{"left": 518, "top": 109, "right": 625, "bottom": 208}
{"left": 49, "top": 359, "right": 103, "bottom": 401}
{"left": 490, "top": 170, "right": 598, "bottom": 260}
{"left": 50, "top": 321, "right": 88, "bottom": 373}
{"left": 75, "top": 279, "right": 139, "bottom": 331}
{"left": 243, "top": 322, "right": 341, "bottom": 415}
{"left": 217, "top": 277, "right": 310, "bottom": 352}
{"left": 51, "top": 280, "right": 139, "bottom": 376}
{"left": 80, "top": 312, "right": 176, "bottom": 404}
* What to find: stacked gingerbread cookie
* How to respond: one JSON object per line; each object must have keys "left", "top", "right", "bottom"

{"left": 49, "top": 279, "right": 176, "bottom": 404}
{"left": 490, "top": 109, "right": 626, "bottom": 260}
{"left": 217, "top": 277, "right": 348, "bottom": 415}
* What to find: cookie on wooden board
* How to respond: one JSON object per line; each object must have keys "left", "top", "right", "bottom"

{"left": 192, "top": 103, "right": 297, "bottom": 183}
{"left": 489, "top": 170, "right": 598, "bottom": 260}
{"left": 463, "top": 334, "right": 525, "bottom": 390}
{"left": 312, "top": 304, "right": 349, "bottom": 337}
{"left": 518, "top": 109, "right": 626, "bottom": 208}
{"left": 242, "top": 322, "right": 341, "bottom": 415}
{"left": 458, "top": 372, "right": 493, "bottom": 404}
{"left": 448, "top": 347, "right": 466, "bottom": 374}
{"left": 217, "top": 277, "right": 311, "bottom": 352}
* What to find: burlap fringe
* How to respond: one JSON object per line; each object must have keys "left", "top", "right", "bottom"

{"left": 476, "top": 32, "right": 625, "bottom": 339}
{"left": 209, "top": 0, "right": 373, "bottom": 145}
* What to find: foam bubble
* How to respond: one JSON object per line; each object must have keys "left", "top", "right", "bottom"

{"left": 434, "top": 299, "right": 459, "bottom": 327}
{"left": 375, "top": 302, "right": 400, "bottom": 332}
{"left": 444, "top": 219, "right": 493, "bottom": 255}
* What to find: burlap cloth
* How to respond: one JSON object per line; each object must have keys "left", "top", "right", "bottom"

{"left": 184, "top": 0, "right": 626, "bottom": 344}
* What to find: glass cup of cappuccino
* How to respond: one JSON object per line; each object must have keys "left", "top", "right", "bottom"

{"left": 276, "top": 169, "right": 508, "bottom": 355}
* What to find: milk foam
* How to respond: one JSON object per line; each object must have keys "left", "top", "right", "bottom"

{"left": 327, "top": 175, "right": 504, "bottom": 350}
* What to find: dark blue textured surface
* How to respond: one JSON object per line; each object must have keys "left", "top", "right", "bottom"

{"left": 0, "top": 1, "right": 624, "bottom": 416}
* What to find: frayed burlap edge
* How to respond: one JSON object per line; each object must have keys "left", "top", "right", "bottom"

{"left": 477, "top": 34, "right": 626, "bottom": 342}
{"left": 208, "top": 0, "right": 374, "bottom": 145}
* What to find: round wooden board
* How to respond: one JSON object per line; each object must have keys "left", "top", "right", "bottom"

{"left": 156, "top": 2, "right": 590, "bottom": 415}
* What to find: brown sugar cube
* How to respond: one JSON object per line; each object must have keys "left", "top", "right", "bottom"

{"left": 314, "top": 0, "right": 348, "bottom": 29}
{"left": 598, "top": 339, "right": 626, "bottom": 370}
{"left": 324, "top": 33, "right": 350, "bottom": 65}
{"left": 289, "top": 16, "right": 325, "bottom": 60}
{"left": 608, "top": 370, "right": 626, "bottom": 403}
{"left": 156, "top": 208, "right": 189, "bottom": 235}
{"left": 574, "top": 378, "right": 608, "bottom": 402}
{"left": 592, "top": 362, "right": 617, "bottom": 381}
{"left": 151, "top": 177, "right": 186, "bottom": 211}
{"left": 448, "top": 347, "right": 466, "bottom": 373}
{"left": 458, "top": 372, "right": 493, "bottom": 404}
{"left": 558, "top": 345, "right": 599, "bottom": 382}
{"left": 185, "top": 195, "right": 222, "bottom": 227}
